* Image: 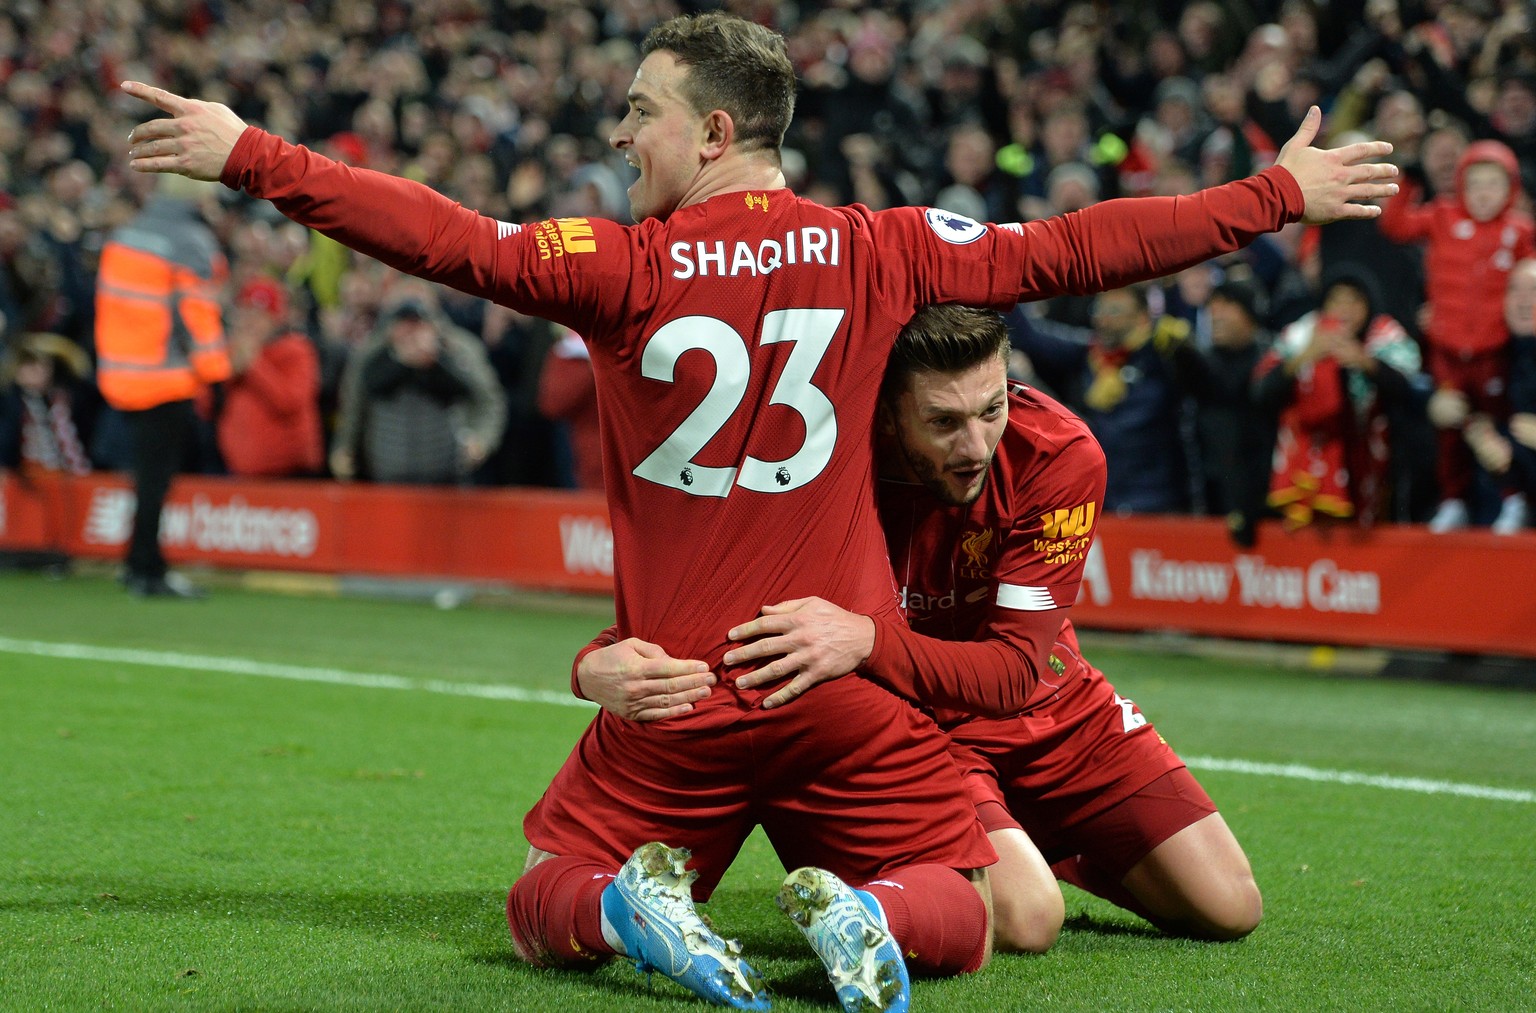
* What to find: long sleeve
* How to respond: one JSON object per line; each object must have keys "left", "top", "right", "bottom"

{"left": 222, "top": 129, "right": 506, "bottom": 303}
{"left": 997, "top": 167, "right": 1304, "bottom": 303}
{"left": 865, "top": 607, "right": 1065, "bottom": 718}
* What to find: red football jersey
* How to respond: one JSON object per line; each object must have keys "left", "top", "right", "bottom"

{"left": 222, "top": 130, "right": 1300, "bottom": 719}
{"left": 870, "top": 386, "right": 1106, "bottom": 720}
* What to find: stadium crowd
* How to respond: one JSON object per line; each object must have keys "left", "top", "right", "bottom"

{"left": 3, "top": 0, "right": 1536, "bottom": 535}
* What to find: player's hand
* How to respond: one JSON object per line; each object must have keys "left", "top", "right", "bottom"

{"left": 1276, "top": 106, "right": 1399, "bottom": 224}
{"left": 724, "top": 597, "right": 875, "bottom": 710}
{"left": 123, "top": 81, "right": 248, "bottom": 181}
{"left": 577, "top": 638, "right": 715, "bottom": 722}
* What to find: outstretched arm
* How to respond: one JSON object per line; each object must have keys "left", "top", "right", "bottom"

{"left": 123, "top": 81, "right": 492, "bottom": 297}
{"left": 121, "top": 82, "right": 618, "bottom": 337}
{"left": 980, "top": 110, "right": 1397, "bottom": 307}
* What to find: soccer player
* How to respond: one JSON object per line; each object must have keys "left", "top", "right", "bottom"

{"left": 122, "top": 12, "right": 1392, "bottom": 1009}
{"left": 584, "top": 305, "right": 1259, "bottom": 953}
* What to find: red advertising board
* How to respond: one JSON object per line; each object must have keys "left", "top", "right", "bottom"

{"left": 0, "top": 471, "right": 614, "bottom": 593}
{"left": 1070, "top": 515, "right": 1536, "bottom": 658}
{"left": 4, "top": 471, "right": 1534, "bottom": 657}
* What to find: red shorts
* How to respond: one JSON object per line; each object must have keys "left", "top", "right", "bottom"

{"left": 524, "top": 676, "right": 996, "bottom": 899}
{"left": 947, "top": 652, "right": 1211, "bottom": 878}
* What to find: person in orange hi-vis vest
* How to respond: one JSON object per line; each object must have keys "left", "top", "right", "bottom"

{"left": 95, "top": 173, "right": 230, "bottom": 598}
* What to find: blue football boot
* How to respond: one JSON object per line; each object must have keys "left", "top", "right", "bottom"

{"left": 776, "top": 867, "right": 909, "bottom": 1013}
{"left": 602, "top": 842, "right": 770, "bottom": 1009}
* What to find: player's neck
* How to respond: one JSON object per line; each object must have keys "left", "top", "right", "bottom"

{"left": 679, "top": 152, "right": 787, "bottom": 209}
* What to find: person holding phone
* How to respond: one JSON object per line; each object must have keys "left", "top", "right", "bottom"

{"left": 1254, "top": 269, "right": 1428, "bottom": 528}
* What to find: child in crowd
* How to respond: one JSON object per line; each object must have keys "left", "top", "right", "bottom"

{"left": 1378, "top": 139, "right": 1534, "bottom": 531}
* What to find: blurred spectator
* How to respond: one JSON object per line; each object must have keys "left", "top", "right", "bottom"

{"left": 932, "top": 124, "right": 1011, "bottom": 222}
{"left": 1159, "top": 262, "right": 1220, "bottom": 347}
{"left": 480, "top": 304, "right": 564, "bottom": 488}
{"left": 314, "top": 261, "right": 387, "bottom": 431}
{"left": 1008, "top": 285, "right": 1193, "bottom": 514}
{"left": 1018, "top": 104, "right": 1113, "bottom": 221}
{"left": 1179, "top": 277, "right": 1277, "bottom": 545}
{"left": 536, "top": 326, "right": 602, "bottom": 492}
{"left": 94, "top": 174, "right": 230, "bottom": 599}
{"left": 0, "top": 190, "right": 63, "bottom": 341}
{"left": 1304, "top": 124, "right": 1425, "bottom": 340}
{"left": 331, "top": 293, "right": 505, "bottom": 485}
{"left": 0, "top": 331, "right": 94, "bottom": 476}
{"left": 806, "top": 19, "right": 930, "bottom": 205}
{"left": 1462, "top": 257, "right": 1536, "bottom": 533}
{"left": 1254, "top": 271, "right": 1427, "bottom": 529}
{"left": 1151, "top": 77, "right": 1214, "bottom": 169}
{"left": 1379, "top": 139, "right": 1535, "bottom": 531}
{"left": 215, "top": 277, "right": 323, "bottom": 479}
{"left": 1417, "top": 120, "right": 1471, "bottom": 200}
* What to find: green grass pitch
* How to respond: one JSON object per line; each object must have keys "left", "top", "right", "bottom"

{"left": 2, "top": 571, "right": 1532, "bottom": 1011}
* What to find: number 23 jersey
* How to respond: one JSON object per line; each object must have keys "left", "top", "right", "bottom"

{"left": 222, "top": 128, "right": 1301, "bottom": 714}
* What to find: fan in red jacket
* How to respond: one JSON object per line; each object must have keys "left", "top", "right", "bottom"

{"left": 1378, "top": 139, "right": 1535, "bottom": 530}
{"left": 215, "top": 276, "right": 324, "bottom": 477}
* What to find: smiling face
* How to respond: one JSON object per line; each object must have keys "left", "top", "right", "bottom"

{"left": 609, "top": 51, "right": 708, "bottom": 222}
{"left": 884, "top": 355, "right": 1010, "bottom": 506}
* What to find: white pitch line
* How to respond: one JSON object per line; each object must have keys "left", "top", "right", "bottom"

{"left": 1183, "top": 756, "right": 1534, "bottom": 804}
{"left": 0, "top": 635, "right": 595, "bottom": 710}
{"left": 3, "top": 636, "right": 1531, "bottom": 804}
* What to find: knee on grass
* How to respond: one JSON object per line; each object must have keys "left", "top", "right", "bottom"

{"left": 1169, "top": 875, "right": 1263, "bottom": 942}
{"left": 990, "top": 885, "right": 1064, "bottom": 955}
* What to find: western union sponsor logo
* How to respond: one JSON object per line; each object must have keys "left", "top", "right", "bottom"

{"left": 1039, "top": 502, "right": 1095, "bottom": 539}
{"left": 534, "top": 218, "right": 597, "bottom": 260}
{"left": 556, "top": 217, "right": 596, "bottom": 253}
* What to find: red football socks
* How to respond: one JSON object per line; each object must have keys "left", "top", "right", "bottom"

{"left": 506, "top": 855, "right": 615, "bottom": 967}
{"left": 860, "top": 863, "right": 990, "bottom": 975}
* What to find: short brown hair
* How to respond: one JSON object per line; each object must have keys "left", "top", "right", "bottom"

{"left": 882, "top": 305, "right": 1010, "bottom": 399}
{"left": 642, "top": 13, "right": 796, "bottom": 154}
